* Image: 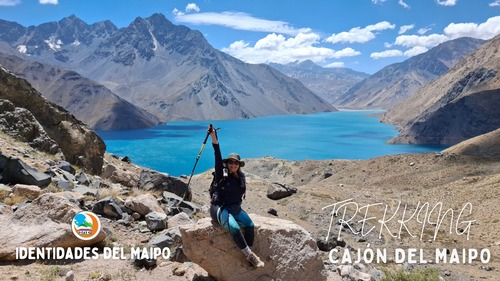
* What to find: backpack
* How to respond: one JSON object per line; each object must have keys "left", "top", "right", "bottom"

{"left": 209, "top": 171, "right": 222, "bottom": 201}
{"left": 209, "top": 169, "right": 246, "bottom": 203}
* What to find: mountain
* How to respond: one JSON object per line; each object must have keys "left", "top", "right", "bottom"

{"left": 0, "top": 67, "right": 105, "bottom": 174}
{"left": 0, "top": 52, "right": 160, "bottom": 130}
{"left": 336, "top": 37, "right": 486, "bottom": 109}
{"left": 0, "top": 14, "right": 335, "bottom": 121}
{"left": 382, "top": 35, "right": 500, "bottom": 145}
{"left": 269, "top": 60, "right": 369, "bottom": 105}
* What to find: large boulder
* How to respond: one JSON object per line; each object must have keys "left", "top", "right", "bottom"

{"left": 124, "top": 194, "right": 165, "bottom": 216}
{"left": 138, "top": 170, "right": 191, "bottom": 200}
{"left": 0, "top": 99, "right": 59, "bottom": 154}
{"left": 0, "top": 69, "right": 105, "bottom": 174}
{"left": 266, "top": 182, "right": 297, "bottom": 200}
{"left": 12, "top": 184, "right": 42, "bottom": 200}
{"left": 0, "top": 193, "right": 106, "bottom": 261}
{"left": 1, "top": 156, "right": 52, "bottom": 188}
{"left": 180, "top": 214, "right": 327, "bottom": 281}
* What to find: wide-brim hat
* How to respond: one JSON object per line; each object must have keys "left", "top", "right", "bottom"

{"left": 223, "top": 153, "right": 245, "bottom": 167}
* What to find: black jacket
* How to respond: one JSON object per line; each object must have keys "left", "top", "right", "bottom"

{"left": 212, "top": 143, "right": 246, "bottom": 209}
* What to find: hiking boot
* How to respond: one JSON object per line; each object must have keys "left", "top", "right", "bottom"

{"left": 246, "top": 251, "right": 264, "bottom": 268}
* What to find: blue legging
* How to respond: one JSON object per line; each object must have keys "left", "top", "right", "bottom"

{"left": 211, "top": 205, "right": 255, "bottom": 249}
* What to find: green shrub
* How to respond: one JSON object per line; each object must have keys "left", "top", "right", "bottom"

{"left": 381, "top": 267, "right": 440, "bottom": 281}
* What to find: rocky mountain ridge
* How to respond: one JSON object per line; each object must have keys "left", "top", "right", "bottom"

{"left": 383, "top": 35, "right": 500, "bottom": 145}
{"left": 0, "top": 67, "right": 104, "bottom": 174}
{"left": 269, "top": 60, "right": 369, "bottom": 105}
{"left": 0, "top": 14, "right": 336, "bottom": 121}
{"left": 0, "top": 52, "right": 161, "bottom": 130}
{"left": 336, "top": 37, "right": 485, "bottom": 109}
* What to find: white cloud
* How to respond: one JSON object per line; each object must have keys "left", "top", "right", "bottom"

{"left": 185, "top": 3, "right": 200, "bottom": 13}
{"left": 436, "top": 0, "right": 457, "bottom": 6}
{"left": 172, "top": 8, "right": 184, "bottom": 17}
{"left": 324, "top": 62, "right": 345, "bottom": 68}
{"left": 399, "top": 0, "right": 410, "bottom": 8}
{"left": 404, "top": 46, "right": 429, "bottom": 57}
{"left": 370, "top": 49, "right": 403, "bottom": 59}
{"left": 444, "top": 16, "right": 500, "bottom": 40}
{"left": 371, "top": 0, "right": 387, "bottom": 3}
{"left": 173, "top": 3, "right": 200, "bottom": 16}
{"left": 384, "top": 42, "right": 393, "bottom": 48}
{"left": 399, "top": 24, "right": 415, "bottom": 34}
{"left": 39, "top": 0, "right": 58, "bottom": 4}
{"left": 395, "top": 34, "right": 449, "bottom": 48}
{"left": 392, "top": 16, "right": 500, "bottom": 58}
{"left": 490, "top": 0, "right": 500, "bottom": 6}
{"left": 418, "top": 27, "right": 432, "bottom": 35}
{"left": 0, "top": 0, "right": 20, "bottom": 6}
{"left": 325, "top": 21, "right": 395, "bottom": 44}
{"left": 332, "top": 47, "right": 362, "bottom": 58}
{"left": 221, "top": 32, "right": 361, "bottom": 65}
{"left": 174, "top": 11, "right": 310, "bottom": 36}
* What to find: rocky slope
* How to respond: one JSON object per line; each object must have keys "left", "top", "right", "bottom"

{"left": 336, "top": 37, "right": 485, "bottom": 109}
{"left": 383, "top": 35, "right": 500, "bottom": 145}
{"left": 269, "top": 60, "right": 369, "bottom": 105}
{"left": 0, "top": 67, "right": 105, "bottom": 174}
{"left": 0, "top": 14, "right": 336, "bottom": 121}
{"left": 0, "top": 52, "right": 161, "bottom": 130}
{"left": 1, "top": 123, "right": 499, "bottom": 280}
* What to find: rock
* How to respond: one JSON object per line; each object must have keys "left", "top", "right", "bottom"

{"left": 122, "top": 156, "right": 132, "bottom": 164}
{"left": 101, "top": 164, "right": 117, "bottom": 179}
{"left": 148, "top": 233, "right": 175, "bottom": 249}
{"left": 75, "top": 171, "right": 91, "bottom": 186}
{"left": 180, "top": 215, "right": 327, "bottom": 281}
{"left": 266, "top": 182, "right": 297, "bottom": 200}
{"left": 145, "top": 211, "right": 168, "bottom": 231}
{"left": 337, "top": 265, "right": 374, "bottom": 281}
{"left": 1, "top": 157, "right": 51, "bottom": 188}
{"left": 133, "top": 256, "right": 157, "bottom": 269}
{"left": 324, "top": 168, "right": 334, "bottom": 178}
{"left": 73, "top": 185, "right": 97, "bottom": 197}
{"left": 336, "top": 238, "right": 347, "bottom": 247}
{"left": 317, "top": 239, "right": 336, "bottom": 252}
{"left": 167, "top": 212, "right": 194, "bottom": 229}
{"left": 0, "top": 153, "right": 8, "bottom": 173}
{"left": 65, "top": 270, "right": 75, "bottom": 281}
{"left": 57, "top": 180, "right": 73, "bottom": 191}
{"left": 109, "top": 168, "right": 139, "bottom": 188}
{"left": 58, "top": 161, "right": 75, "bottom": 175}
{"left": 0, "top": 101, "right": 60, "bottom": 154}
{"left": 267, "top": 208, "right": 278, "bottom": 216}
{"left": 13, "top": 200, "right": 32, "bottom": 212}
{"left": 138, "top": 170, "right": 191, "bottom": 200}
{"left": 172, "top": 247, "right": 190, "bottom": 263}
{"left": 0, "top": 193, "right": 106, "bottom": 261}
{"left": 92, "top": 197, "right": 124, "bottom": 219}
{"left": 162, "top": 191, "right": 201, "bottom": 213}
{"left": 12, "top": 184, "right": 42, "bottom": 200}
{"left": 480, "top": 265, "right": 494, "bottom": 271}
{"left": 124, "top": 194, "right": 165, "bottom": 216}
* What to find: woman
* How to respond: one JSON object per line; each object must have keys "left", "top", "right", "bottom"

{"left": 208, "top": 125, "right": 265, "bottom": 268}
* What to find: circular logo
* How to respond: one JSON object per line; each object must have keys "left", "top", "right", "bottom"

{"left": 72, "top": 211, "right": 101, "bottom": 240}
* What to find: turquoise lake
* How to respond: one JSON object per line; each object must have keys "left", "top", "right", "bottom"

{"left": 97, "top": 111, "right": 445, "bottom": 177}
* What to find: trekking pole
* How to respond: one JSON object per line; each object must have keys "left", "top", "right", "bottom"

{"left": 184, "top": 124, "right": 219, "bottom": 200}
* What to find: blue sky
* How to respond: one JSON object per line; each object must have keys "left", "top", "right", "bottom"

{"left": 0, "top": 0, "right": 499, "bottom": 74}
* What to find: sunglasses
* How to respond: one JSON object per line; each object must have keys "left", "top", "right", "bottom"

{"left": 227, "top": 160, "right": 240, "bottom": 165}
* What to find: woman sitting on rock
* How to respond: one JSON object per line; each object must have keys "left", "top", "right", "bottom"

{"left": 208, "top": 125, "right": 265, "bottom": 268}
